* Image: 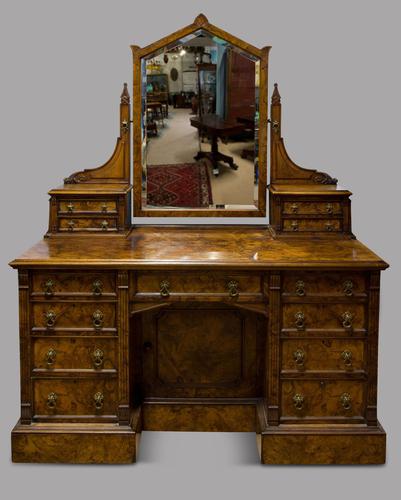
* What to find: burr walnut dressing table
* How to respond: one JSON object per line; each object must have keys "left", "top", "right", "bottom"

{"left": 10, "top": 14, "right": 388, "bottom": 464}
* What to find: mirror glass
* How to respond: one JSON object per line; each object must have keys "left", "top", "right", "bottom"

{"left": 140, "top": 29, "right": 260, "bottom": 210}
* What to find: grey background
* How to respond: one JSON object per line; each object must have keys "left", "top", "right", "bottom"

{"left": 0, "top": 0, "right": 400, "bottom": 498}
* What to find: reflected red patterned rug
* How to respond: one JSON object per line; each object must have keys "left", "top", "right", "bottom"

{"left": 146, "top": 162, "right": 213, "bottom": 208}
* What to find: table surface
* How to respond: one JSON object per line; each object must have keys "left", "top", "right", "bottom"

{"left": 190, "top": 114, "right": 245, "bottom": 134}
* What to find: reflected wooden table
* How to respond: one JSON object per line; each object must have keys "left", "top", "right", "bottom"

{"left": 190, "top": 114, "right": 245, "bottom": 176}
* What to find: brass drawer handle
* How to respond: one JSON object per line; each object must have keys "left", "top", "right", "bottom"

{"left": 43, "top": 279, "right": 55, "bottom": 297}
{"left": 67, "top": 220, "right": 75, "bottom": 231}
{"left": 44, "top": 310, "right": 56, "bottom": 328}
{"left": 294, "top": 311, "right": 305, "bottom": 330}
{"left": 341, "top": 311, "right": 354, "bottom": 330}
{"left": 92, "top": 279, "right": 103, "bottom": 296}
{"left": 227, "top": 280, "right": 239, "bottom": 298}
{"left": 160, "top": 280, "right": 170, "bottom": 298}
{"left": 293, "top": 393, "right": 304, "bottom": 411}
{"left": 94, "top": 392, "right": 104, "bottom": 410}
{"left": 340, "top": 392, "right": 352, "bottom": 411}
{"left": 101, "top": 202, "right": 108, "bottom": 213}
{"left": 101, "top": 220, "right": 109, "bottom": 231}
{"left": 45, "top": 348, "right": 57, "bottom": 367}
{"left": 290, "top": 203, "right": 299, "bottom": 214}
{"left": 295, "top": 280, "right": 305, "bottom": 296}
{"left": 92, "top": 348, "right": 104, "bottom": 369}
{"left": 291, "top": 221, "right": 299, "bottom": 232}
{"left": 343, "top": 280, "right": 354, "bottom": 297}
{"left": 325, "top": 203, "right": 333, "bottom": 215}
{"left": 92, "top": 309, "right": 104, "bottom": 330}
{"left": 325, "top": 222, "right": 334, "bottom": 232}
{"left": 46, "top": 392, "right": 57, "bottom": 409}
{"left": 293, "top": 349, "right": 305, "bottom": 369}
{"left": 341, "top": 349, "right": 353, "bottom": 369}
{"left": 67, "top": 202, "right": 74, "bottom": 213}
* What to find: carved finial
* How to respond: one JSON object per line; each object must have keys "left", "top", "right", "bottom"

{"left": 272, "top": 83, "right": 281, "bottom": 105}
{"left": 120, "top": 83, "right": 130, "bottom": 104}
{"left": 194, "top": 13, "right": 208, "bottom": 26}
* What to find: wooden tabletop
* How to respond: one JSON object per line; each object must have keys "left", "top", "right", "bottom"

{"left": 190, "top": 114, "right": 245, "bottom": 134}
{"left": 9, "top": 226, "right": 388, "bottom": 270}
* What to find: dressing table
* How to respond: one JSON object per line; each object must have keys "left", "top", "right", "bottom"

{"left": 10, "top": 14, "right": 388, "bottom": 464}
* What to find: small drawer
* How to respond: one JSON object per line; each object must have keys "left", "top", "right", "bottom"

{"left": 33, "top": 379, "right": 118, "bottom": 419}
{"left": 32, "top": 303, "right": 116, "bottom": 331}
{"left": 282, "top": 219, "right": 341, "bottom": 232}
{"left": 281, "top": 380, "right": 365, "bottom": 420}
{"left": 58, "top": 217, "right": 118, "bottom": 232}
{"left": 282, "top": 272, "right": 367, "bottom": 298}
{"left": 31, "top": 271, "right": 116, "bottom": 297}
{"left": 32, "top": 337, "right": 117, "bottom": 371}
{"left": 281, "top": 339, "right": 365, "bottom": 372}
{"left": 58, "top": 199, "right": 117, "bottom": 214}
{"left": 282, "top": 201, "right": 342, "bottom": 216}
{"left": 282, "top": 304, "right": 365, "bottom": 332}
{"left": 134, "top": 271, "right": 262, "bottom": 301}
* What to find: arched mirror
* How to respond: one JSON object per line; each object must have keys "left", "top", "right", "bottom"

{"left": 132, "top": 14, "right": 270, "bottom": 217}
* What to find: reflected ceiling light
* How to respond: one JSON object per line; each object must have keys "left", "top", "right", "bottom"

{"left": 179, "top": 47, "right": 186, "bottom": 56}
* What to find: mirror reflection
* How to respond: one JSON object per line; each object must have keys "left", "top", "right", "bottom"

{"left": 141, "top": 30, "right": 260, "bottom": 210}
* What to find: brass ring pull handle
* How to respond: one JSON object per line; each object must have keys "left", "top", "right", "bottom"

{"left": 290, "top": 203, "right": 299, "bottom": 214}
{"left": 67, "top": 220, "right": 75, "bottom": 231}
{"left": 160, "top": 280, "right": 170, "bottom": 298}
{"left": 341, "top": 350, "right": 353, "bottom": 369}
{"left": 101, "top": 202, "right": 108, "bottom": 213}
{"left": 291, "top": 221, "right": 299, "bottom": 232}
{"left": 293, "top": 393, "right": 304, "bottom": 411}
{"left": 295, "top": 280, "right": 305, "bottom": 296}
{"left": 94, "top": 392, "right": 104, "bottom": 410}
{"left": 325, "top": 223, "right": 334, "bottom": 232}
{"left": 92, "top": 310, "right": 104, "bottom": 330}
{"left": 43, "top": 279, "right": 55, "bottom": 297}
{"left": 92, "top": 279, "right": 103, "bottom": 297}
{"left": 46, "top": 392, "right": 58, "bottom": 409}
{"left": 92, "top": 348, "right": 104, "bottom": 369}
{"left": 67, "top": 202, "right": 74, "bottom": 213}
{"left": 45, "top": 348, "right": 57, "bottom": 367}
{"left": 293, "top": 349, "right": 306, "bottom": 369}
{"left": 341, "top": 311, "right": 354, "bottom": 330}
{"left": 101, "top": 220, "right": 109, "bottom": 231}
{"left": 340, "top": 392, "right": 352, "bottom": 411}
{"left": 44, "top": 310, "right": 56, "bottom": 328}
{"left": 227, "top": 280, "right": 239, "bottom": 298}
{"left": 343, "top": 280, "right": 354, "bottom": 297}
{"left": 325, "top": 203, "right": 333, "bottom": 214}
{"left": 294, "top": 311, "right": 305, "bottom": 331}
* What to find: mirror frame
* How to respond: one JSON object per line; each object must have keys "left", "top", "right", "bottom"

{"left": 131, "top": 13, "right": 270, "bottom": 217}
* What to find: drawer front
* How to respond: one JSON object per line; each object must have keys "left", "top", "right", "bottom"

{"left": 281, "top": 339, "right": 365, "bottom": 372}
{"left": 282, "top": 219, "right": 342, "bottom": 233}
{"left": 33, "top": 379, "right": 118, "bottom": 418}
{"left": 282, "top": 304, "right": 365, "bottom": 332}
{"left": 281, "top": 380, "right": 365, "bottom": 419}
{"left": 32, "top": 337, "right": 117, "bottom": 371}
{"left": 32, "top": 271, "right": 116, "bottom": 297}
{"left": 134, "top": 271, "right": 262, "bottom": 300}
{"left": 58, "top": 199, "right": 117, "bottom": 214}
{"left": 282, "top": 201, "right": 342, "bottom": 216}
{"left": 58, "top": 217, "right": 118, "bottom": 232}
{"left": 282, "top": 272, "right": 367, "bottom": 298}
{"left": 32, "top": 303, "right": 116, "bottom": 330}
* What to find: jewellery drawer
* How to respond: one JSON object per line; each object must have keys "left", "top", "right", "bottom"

{"left": 282, "top": 201, "right": 342, "bottom": 216}
{"left": 58, "top": 199, "right": 117, "bottom": 214}
{"left": 282, "top": 304, "right": 365, "bottom": 332}
{"left": 32, "top": 303, "right": 116, "bottom": 331}
{"left": 31, "top": 271, "right": 116, "bottom": 297}
{"left": 282, "top": 219, "right": 342, "bottom": 233}
{"left": 58, "top": 217, "right": 118, "bottom": 232}
{"left": 281, "top": 272, "right": 366, "bottom": 298}
{"left": 281, "top": 339, "right": 365, "bottom": 373}
{"left": 133, "top": 271, "right": 263, "bottom": 301}
{"left": 32, "top": 337, "right": 117, "bottom": 372}
{"left": 281, "top": 380, "right": 365, "bottom": 420}
{"left": 33, "top": 378, "right": 118, "bottom": 419}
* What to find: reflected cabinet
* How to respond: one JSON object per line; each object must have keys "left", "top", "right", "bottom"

{"left": 10, "top": 14, "right": 388, "bottom": 465}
